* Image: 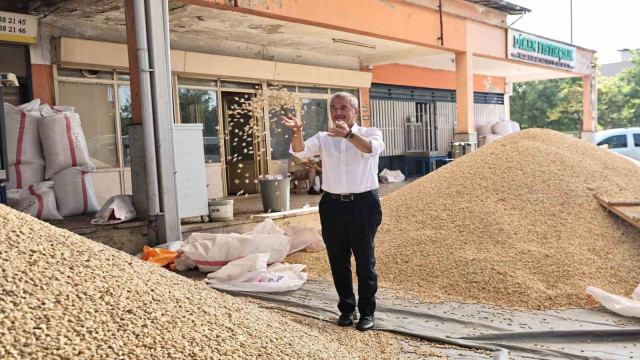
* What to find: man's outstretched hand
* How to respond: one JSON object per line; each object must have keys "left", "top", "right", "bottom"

{"left": 328, "top": 120, "right": 349, "bottom": 138}
{"left": 281, "top": 113, "right": 305, "bottom": 131}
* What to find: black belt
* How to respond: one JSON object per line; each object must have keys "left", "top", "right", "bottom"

{"left": 324, "top": 189, "right": 378, "bottom": 201}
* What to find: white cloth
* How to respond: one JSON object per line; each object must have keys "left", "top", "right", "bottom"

{"left": 290, "top": 123, "right": 384, "bottom": 194}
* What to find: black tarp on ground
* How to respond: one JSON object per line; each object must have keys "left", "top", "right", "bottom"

{"left": 218, "top": 279, "right": 640, "bottom": 360}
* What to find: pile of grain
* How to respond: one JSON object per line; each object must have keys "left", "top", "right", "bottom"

{"left": 288, "top": 129, "right": 640, "bottom": 309}
{"left": 0, "top": 205, "right": 446, "bottom": 359}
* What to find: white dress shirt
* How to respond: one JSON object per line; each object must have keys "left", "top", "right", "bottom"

{"left": 290, "top": 123, "right": 385, "bottom": 194}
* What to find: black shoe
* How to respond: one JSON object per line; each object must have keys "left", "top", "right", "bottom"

{"left": 356, "top": 316, "right": 375, "bottom": 331}
{"left": 337, "top": 312, "right": 357, "bottom": 327}
{"left": 307, "top": 188, "right": 319, "bottom": 195}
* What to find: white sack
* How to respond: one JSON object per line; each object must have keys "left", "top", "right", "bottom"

{"left": 6, "top": 164, "right": 45, "bottom": 190}
{"left": 4, "top": 100, "right": 45, "bottom": 166}
{"left": 52, "top": 166, "right": 99, "bottom": 217}
{"left": 511, "top": 121, "right": 521, "bottom": 132}
{"left": 286, "top": 225, "right": 326, "bottom": 254}
{"left": 378, "top": 168, "right": 405, "bottom": 183}
{"left": 174, "top": 232, "right": 291, "bottom": 272}
{"left": 480, "top": 134, "right": 503, "bottom": 146}
{"left": 206, "top": 253, "right": 269, "bottom": 283}
{"left": 492, "top": 121, "right": 513, "bottom": 136}
{"left": 206, "top": 254, "right": 307, "bottom": 293}
{"left": 39, "top": 104, "right": 94, "bottom": 179}
{"left": 248, "top": 218, "right": 286, "bottom": 236}
{"left": 586, "top": 284, "right": 640, "bottom": 318}
{"left": 91, "top": 195, "right": 137, "bottom": 225}
{"left": 476, "top": 122, "right": 495, "bottom": 136}
{"left": 7, "top": 181, "right": 62, "bottom": 221}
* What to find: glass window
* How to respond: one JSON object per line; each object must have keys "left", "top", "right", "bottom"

{"left": 598, "top": 135, "right": 628, "bottom": 149}
{"left": 58, "top": 67, "right": 113, "bottom": 80}
{"left": 179, "top": 88, "right": 221, "bottom": 163}
{"left": 117, "top": 72, "right": 130, "bottom": 81}
{"left": 269, "top": 98, "right": 328, "bottom": 160}
{"left": 269, "top": 84, "right": 296, "bottom": 92}
{"left": 58, "top": 82, "right": 118, "bottom": 168}
{"left": 298, "top": 86, "right": 328, "bottom": 94}
{"left": 118, "top": 86, "right": 132, "bottom": 167}
{"left": 179, "top": 77, "right": 217, "bottom": 88}
{"left": 634, "top": 134, "right": 640, "bottom": 147}
{"left": 219, "top": 80, "right": 260, "bottom": 90}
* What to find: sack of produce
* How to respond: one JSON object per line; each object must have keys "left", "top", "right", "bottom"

{"left": 7, "top": 181, "right": 62, "bottom": 220}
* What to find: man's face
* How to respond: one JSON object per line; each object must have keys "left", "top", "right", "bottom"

{"left": 330, "top": 96, "right": 359, "bottom": 127}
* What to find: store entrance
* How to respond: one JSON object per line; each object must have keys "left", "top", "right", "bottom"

{"left": 222, "top": 92, "right": 259, "bottom": 195}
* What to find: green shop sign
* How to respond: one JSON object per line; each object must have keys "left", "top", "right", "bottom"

{"left": 508, "top": 30, "right": 576, "bottom": 70}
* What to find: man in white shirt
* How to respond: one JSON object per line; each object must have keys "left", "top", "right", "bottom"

{"left": 283, "top": 92, "right": 384, "bottom": 332}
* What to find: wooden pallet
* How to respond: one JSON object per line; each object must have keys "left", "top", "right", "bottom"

{"left": 595, "top": 195, "right": 640, "bottom": 230}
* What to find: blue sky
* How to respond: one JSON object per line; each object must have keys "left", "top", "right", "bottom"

{"left": 507, "top": 0, "right": 640, "bottom": 64}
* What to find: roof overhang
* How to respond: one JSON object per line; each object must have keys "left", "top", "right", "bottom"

{"left": 463, "top": 0, "right": 531, "bottom": 15}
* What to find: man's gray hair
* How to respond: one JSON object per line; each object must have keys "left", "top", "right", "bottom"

{"left": 330, "top": 92, "right": 359, "bottom": 109}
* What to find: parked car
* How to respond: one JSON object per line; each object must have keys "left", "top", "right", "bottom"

{"left": 593, "top": 128, "right": 640, "bottom": 161}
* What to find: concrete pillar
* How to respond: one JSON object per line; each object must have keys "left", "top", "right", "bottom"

{"left": 504, "top": 82, "right": 512, "bottom": 121}
{"left": 454, "top": 51, "right": 477, "bottom": 146}
{"left": 581, "top": 74, "right": 597, "bottom": 141}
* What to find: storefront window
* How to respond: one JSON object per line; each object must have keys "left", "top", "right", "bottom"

{"left": 298, "top": 86, "right": 328, "bottom": 94}
{"left": 118, "top": 86, "right": 132, "bottom": 167}
{"left": 179, "top": 88, "right": 221, "bottom": 163}
{"left": 220, "top": 80, "right": 260, "bottom": 90}
{"left": 179, "top": 77, "right": 218, "bottom": 88}
{"left": 269, "top": 98, "right": 328, "bottom": 160}
{"left": 58, "top": 67, "right": 113, "bottom": 80}
{"left": 58, "top": 82, "right": 118, "bottom": 168}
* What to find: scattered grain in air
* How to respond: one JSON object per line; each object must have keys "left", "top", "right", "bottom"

{"left": 233, "top": 179, "right": 240, "bottom": 184}
{"left": 245, "top": 179, "right": 249, "bottom": 184}
{"left": 238, "top": 164, "right": 244, "bottom": 168}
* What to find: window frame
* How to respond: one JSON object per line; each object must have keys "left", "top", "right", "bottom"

{"left": 597, "top": 134, "right": 629, "bottom": 149}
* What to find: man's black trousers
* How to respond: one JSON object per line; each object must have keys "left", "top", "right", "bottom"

{"left": 319, "top": 192, "right": 382, "bottom": 317}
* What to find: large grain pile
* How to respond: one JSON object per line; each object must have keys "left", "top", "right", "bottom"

{"left": 0, "top": 205, "right": 447, "bottom": 359}
{"left": 287, "top": 129, "right": 640, "bottom": 309}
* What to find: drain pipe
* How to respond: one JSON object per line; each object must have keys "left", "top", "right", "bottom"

{"left": 133, "top": 0, "right": 161, "bottom": 216}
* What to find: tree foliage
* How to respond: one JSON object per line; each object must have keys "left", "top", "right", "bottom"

{"left": 510, "top": 50, "right": 640, "bottom": 132}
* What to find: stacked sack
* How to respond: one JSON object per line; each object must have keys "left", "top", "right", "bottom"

{"left": 39, "top": 104, "right": 99, "bottom": 217}
{"left": 476, "top": 120, "right": 521, "bottom": 147}
{"left": 3, "top": 99, "right": 45, "bottom": 190}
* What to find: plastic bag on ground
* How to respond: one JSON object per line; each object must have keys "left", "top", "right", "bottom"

{"left": 205, "top": 253, "right": 308, "bottom": 292}
{"left": 39, "top": 104, "right": 95, "bottom": 179}
{"left": 286, "top": 225, "right": 326, "bottom": 254}
{"left": 141, "top": 245, "right": 178, "bottom": 267}
{"left": 52, "top": 166, "right": 99, "bottom": 217}
{"left": 7, "top": 181, "right": 62, "bottom": 221}
{"left": 248, "top": 218, "right": 286, "bottom": 236}
{"left": 378, "top": 168, "right": 405, "bottom": 183}
{"left": 206, "top": 253, "right": 269, "bottom": 283}
{"left": 586, "top": 284, "right": 640, "bottom": 318}
{"left": 6, "top": 164, "right": 45, "bottom": 190}
{"left": 91, "top": 195, "right": 136, "bottom": 225}
{"left": 174, "top": 232, "right": 291, "bottom": 272}
{"left": 4, "top": 100, "right": 45, "bottom": 166}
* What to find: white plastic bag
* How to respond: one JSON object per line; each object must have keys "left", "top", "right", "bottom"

{"left": 175, "top": 232, "right": 291, "bottom": 272}
{"left": 248, "top": 218, "right": 286, "bottom": 236}
{"left": 6, "top": 164, "right": 45, "bottom": 190}
{"left": 39, "top": 104, "right": 95, "bottom": 179}
{"left": 378, "top": 168, "right": 405, "bottom": 183}
{"left": 586, "top": 285, "right": 640, "bottom": 318}
{"left": 286, "top": 225, "right": 326, "bottom": 254}
{"left": 52, "top": 166, "right": 99, "bottom": 217}
{"left": 4, "top": 100, "right": 45, "bottom": 166}
{"left": 206, "top": 254, "right": 308, "bottom": 293}
{"left": 91, "top": 195, "right": 137, "bottom": 225}
{"left": 206, "top": 253, "right": 269, "bottom": 283}
{"left": 492, "top": 121, "right": 513, "bottom": 136}
{"left": 7, "top": 181, "right": 62, "bottom": 221}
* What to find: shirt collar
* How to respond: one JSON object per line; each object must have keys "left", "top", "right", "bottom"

{"left": 350, "top": 122, "right": 360, "bottom": 133}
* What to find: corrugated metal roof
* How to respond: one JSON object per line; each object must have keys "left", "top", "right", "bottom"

{"left": 463, "top": 0, "right": 530, "bottom": 15}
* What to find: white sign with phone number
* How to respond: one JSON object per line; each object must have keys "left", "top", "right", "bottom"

{"left": 0, "top": 11, "right": 37, "bottom": 44}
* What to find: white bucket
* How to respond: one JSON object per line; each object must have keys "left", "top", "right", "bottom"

{"left": 208, "top": 199, "right": 234, "bottom": 221}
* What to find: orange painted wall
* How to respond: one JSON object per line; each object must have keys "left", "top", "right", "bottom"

{"left": 31, "top": 64, "right": 54, "bottom": 105}
{"left": 370, "top": 64, "right": 505, "bottom": 93}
